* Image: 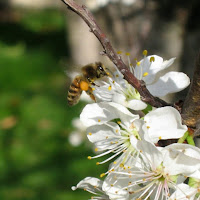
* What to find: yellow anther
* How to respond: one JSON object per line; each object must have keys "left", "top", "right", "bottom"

{"left": 112, "top": 81, "right": 115, "bottom": 83}
{"left": 94, "top": 185, "right": 97, "bottom": 189}
{"left": 116, "top": 74, "right": 119, "bottom": 78}
{"left": 143, "top": 72, "right": 149, "bottom": 77}
{"left": 117, "top": 51, "right": 122, "bottom": 54}
{"left": 108, "top": 86, "right": 112, "bottom": 91}
{"left": 117, "top": 121, "right": 121, "bottom": 124}
{"left": 95, "top": 148, "right": 98, "bottom": 152}
{"left": 98, "top": 119, "right": 101, "bottom": 122}
{"left": 96, "top": 162, "right": 100, "bottom": 165}
{"left": 115, "top": 129, "right": 118, "bottom": 133}
{"left": 150, "top": 56, "right": 155, "bottom": 62}
{"left": 137, "top": 61, "right": 141, "bottom": 66}
{"left": 88, "top": 132, "right": 92, "bottom": 136}
{"left": 125, "top": 52, "right": 130, "bottom": 56}
{"left": 159, "top": 136, "right": 162, "bottom": 140}
{"left": 115, "top": 191, "right": 118, "bottom": 194}
{"left": 147, "top": 126, "right": 150, "bottom": 129}
{"left": 130, "top": 63, "right": 133, "bottom": 66}
{"left": 106, "top": 72, "right": 110, "bottom": 76}
{"left": 120, "top": 163, "right": 124, "bottom": 168}
{"left": 111, "top": 184, "right": 114, "bottom": 187}
{"left": 106, "top": 136, "right": 108, "bottom": 139}
{"left": 143, "top": 178, "right": 146, "bottom": 181}
{"left": 100, "top": 173, "right": 105, "bottom": 178}
{"left": 84, "top": 188, "right": 87, "bottom": 191}
{"left": 113, "top": 161, "right": 117, "bottom": 164}
{"left": 111, "top": 169, "right": 114, "bottom": 171}
{"left": 87, "top": 156, "right": 92, "bottom": 160}
{"left": 92, "top": 87, "right": 95, "bottom": 91}
{"left": 143, "top": 50, "right": 148, "bottom": 56}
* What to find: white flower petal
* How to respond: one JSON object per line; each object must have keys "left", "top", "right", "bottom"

{"left": 87, "top": 122, "right": 120, "bottom": 150}
{"left": 163, "top": 144, "right": 200, "bottom": 175}
{"left": 126, "top": 99, "right": 147, "bottom": 110}
{"left": 80, "top": 102, "right": 139, "bottom": 127}
{"left": 130, "top": 139, "right": 163, "bottom": 170}
{"left": 169, "top": 183, "right": 196, "bottom": 200}
{"left": 72, "top": 177, "right": 109, "bottom": 199}
{"left": 147, "top": 71, "right": 190, "bottom": 97}
{"left": 135, "top": 55, "right": 175, "bottom": 85}
{"left": 144, "top": 107, "right": 187, "bottom": 143}
{"left": 72, "top": 177, "right": 102, "bottom": 190}
{"left": 102, "top": 172, "right": 131, "bottom": 200}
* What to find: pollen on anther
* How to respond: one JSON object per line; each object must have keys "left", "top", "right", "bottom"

{"left": 87, "top": 156, "right": 92, "bottom": 160}
{"left": 88, "top": 132, "right": 92, "bottom": 136}
{"left": 143, "top": 50, "right": 148, "bottom": 56}
{"left": 130, "top": 63, "right": 133, "bottom": 66}
{"left": 96, "top": 162, "right": 100, "bottom": 165}
{"left": 116, "top": 74, "right": 119, "bottom": 78}
{"left": 112, "top": 81, "right": 115, "bottom": 83}
{"left": 98, "top": 119, "right": 101, "bottom": 122}
{"left": 147, "top": 126, "right": 150, "bottom": 129}
{"left": 108, "top": 86, "right": 112, "bottom": 90}
{"left": 100, "top": 173, "right": 105, "bottom": 178}
{"left": 137, "top": 62, "right": 141, "bottom": 66}
{"left": 113, "top": 161, "right": 117, "bottom": 164}
{"left": 120, "top": 163, "right": 124, "bottom": 168}
{"left": 150, "top": 56, "right": 155, "bottom": 62}
{"left": 117, "top": 121, "right": 121, "bottom": 124}
{"left": 143, "top": 72, "right": 149, "bottom": 77}
{"left": 111, "top": 184, "right": 114, "bottom": 187}
{"left": 92, "top": 87, "right": 95, "bottom": 91}
{"left": 159, "top": 136, "right": 162, "bottom": 140}
{"left": 125, "top": 52, "right": 130, "bottom": 56}
{"left": 117, "top": 51, "right": 122, "bottom": 55}
{"left": 95, "top": 148, "right": 98, "bottom": 152}
{"left": 115, "top": 129, "right": 119, "bottom": 133}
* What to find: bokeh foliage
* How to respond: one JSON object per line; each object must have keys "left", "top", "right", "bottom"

{"left": 0, "top": 8, "right": 106, "bottom": 200}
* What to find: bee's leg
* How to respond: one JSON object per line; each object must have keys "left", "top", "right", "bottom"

{"left": 87, "top": 77, "right": 100, "bottom": 87}
{"left": 86, "top": 87, "right": 96, "bottom": 102}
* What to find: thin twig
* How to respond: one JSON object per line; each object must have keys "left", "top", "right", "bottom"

{"left": 61, "top": 0, "right": 169, "bottom": 107}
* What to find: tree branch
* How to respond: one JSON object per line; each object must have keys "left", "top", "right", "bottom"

{"left": 182, "top": 52, "right": 200, "bottom": 128}
{"left": 61, "top": 0, "right": 169, "bottom": 107}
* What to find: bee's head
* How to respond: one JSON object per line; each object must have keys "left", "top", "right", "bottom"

{"left": 96, "top": 62, "right": 110, "bottom": 77}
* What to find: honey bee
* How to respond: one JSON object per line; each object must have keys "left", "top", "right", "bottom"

{"left": 67, "top": 62, "right": 109, "bottom": 106}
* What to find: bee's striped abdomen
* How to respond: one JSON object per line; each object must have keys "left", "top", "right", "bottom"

{"left": 67, "top": 76, "right": 83, "bottom": 106}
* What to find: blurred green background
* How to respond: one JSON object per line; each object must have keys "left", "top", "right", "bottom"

{"left": 0, "top": 2, "right": 107, "bottom": 200}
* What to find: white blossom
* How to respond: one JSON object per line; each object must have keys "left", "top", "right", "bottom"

{"left": 69, "top": 118, "right": 87, "bottom": 147}
{"left": 169, "top": 183, "right": 197, "bottom": 200}
{"left": 133, "top": 52, "right": 190, "bottom": 97}
{"left": 72, "top": 177, "right": 110, "bottom": 200}
{"left": 143, "top": 106, "right": 188, "bottom": 144}
{"left": 103, "top": 140, "right": 200, "bottom": 200}
{"left": 93, "top": 69, "right": 147, "bottom": 110}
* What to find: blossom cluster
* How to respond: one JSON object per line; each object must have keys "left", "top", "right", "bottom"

{"left": 71, "top": 51, "right": 200, "bottom": 200}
